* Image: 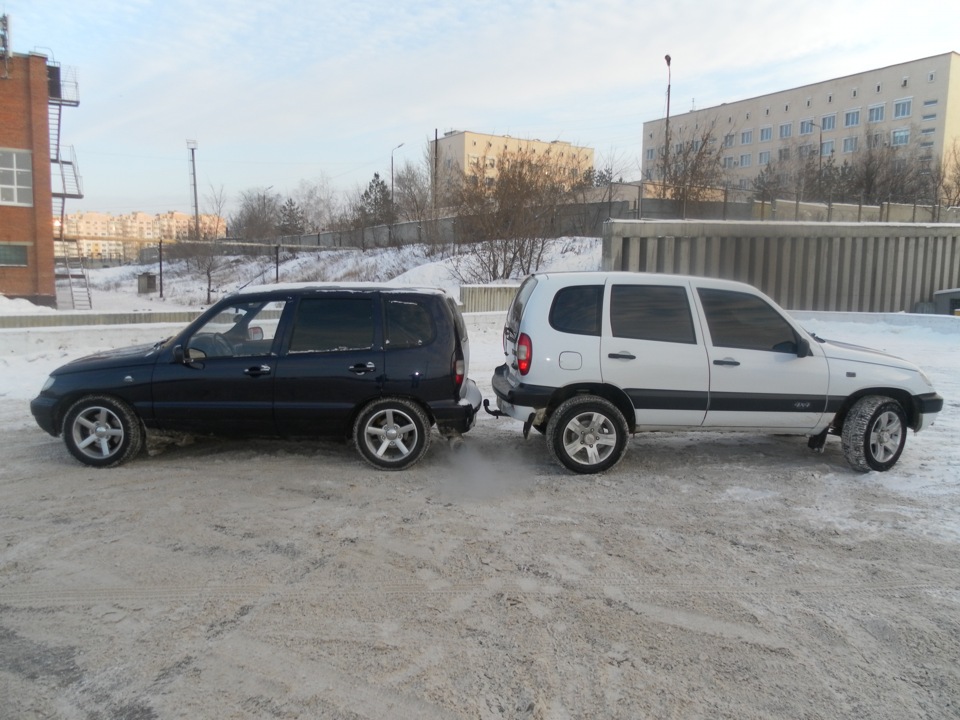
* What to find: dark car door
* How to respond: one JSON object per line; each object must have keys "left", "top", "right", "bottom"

{"left": 273, "top": 293, "right": 384, "bottom": 436}
{"left": 151, "top": 299, "right": 289, "bottom": 435}
{"left": 379, "top": 293, "right": 453, "bottom": 402}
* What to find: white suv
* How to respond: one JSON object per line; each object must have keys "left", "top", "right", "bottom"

{"left": 491, "top": 271, "right": 943, "bottom": 474}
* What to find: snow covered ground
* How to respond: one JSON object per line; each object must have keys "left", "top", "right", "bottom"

{"left": 2, "top": 237, "right": 959, "bottom": 718}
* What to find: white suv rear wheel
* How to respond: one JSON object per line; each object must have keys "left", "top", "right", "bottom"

{"left": 547, "top": 396, "right": 628, "bottom": 474}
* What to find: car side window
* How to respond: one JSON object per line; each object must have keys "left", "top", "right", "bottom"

{"left": 611, "top": 285, "right": 696, "bottom": 344}
{"left": 288, "top": 297, "right": 375, "bottom": 353}
{"left": 549, "top": 285, "right": 603, "bottom": 336}
{"left": 187, "top": 301, "right": 284, "bottom": 359}
{"left": 385, "top": 299, "right": 436, "bottom": 349}
{"left": 698, "top": 288, "right": 798, "bottom": 353}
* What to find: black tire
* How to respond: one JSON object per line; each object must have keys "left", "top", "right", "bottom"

{"left": 546, "top": 395, "right": 628, "bottom": 474}
{"left": 841, "top": 396, "right": 908, "bottom": 472}
{"left": 353, "top": 398, "right": 431, "bottom": 470}
{"left": 62, "top": 395, "right": 144, "bottom": 468}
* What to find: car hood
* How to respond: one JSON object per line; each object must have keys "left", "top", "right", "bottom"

{"left": 817, "top": 337, "right": 918, "bottom": 370}
{"left": 53, "top": 342, "right": 163, "bottom": 374}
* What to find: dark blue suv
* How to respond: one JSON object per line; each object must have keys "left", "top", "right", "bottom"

{"left": 31, "top": 284, "right": 482, "bottom": 470}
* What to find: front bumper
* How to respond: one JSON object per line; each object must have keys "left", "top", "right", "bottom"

{"left": 30, "top": 395, "right": 60, "bottom": 437}
{"left": 913, "top": 391, "right": 944, "bottom": 432}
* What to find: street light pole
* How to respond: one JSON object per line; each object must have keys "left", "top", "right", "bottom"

{"left": 391, "top": 142, "right": 404, "bottom": 208}
{"left": 664, "top": 55, "right": 672, "bottom": 197}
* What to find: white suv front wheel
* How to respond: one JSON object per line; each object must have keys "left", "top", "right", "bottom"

{"left": 547, "top": 396, "right": 629, "bottom": 474}
{"left": 841, "top": 395, "right": 908, "bottom": 472}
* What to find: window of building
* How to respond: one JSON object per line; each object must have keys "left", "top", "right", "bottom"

{"left": 922, "top": 113, "right": 937, "bottom": 121}
{"left": 723, "top": 133, "right": 735, "bottom": 148}
{"left": 852, "top": 88, "right": 858, "bottom": 98}
{"left": 798, "top": 144, "right": 814, "bottom": 158}
{"left": 894, "top": 98, "right": 912, "bottom": 119}
{"left": 0, "top": 243, "right": 29, "bottom": 266}
{"left": 928, "top": 72, "right": 936, "bottom": 82}
{"left": 722, "top": 156, "right": 734, "bottom": 169}
{"left": 741, "top": 129, "right": 753, "bottom": 145}
{"left": 867, "top": 133, "right": 883, "bottom": 149}
{"left": 821, "top": 139, "right": 835, "bottom": 156}
{"left": 758, "top": 151, "right": 771, "bottom": 165}
{"left": 923, "top": 99, "right": 938, "bottom": 106}
{"left": 778, "top": 147, "right": 791, "bottom": 161}
{"left": 821, "top": 114, "right": 836, "bottom": 131}
{"left": 876, "top": 83, "right": 882, "bottom": 93}
{"left": 842, "top": 137, "right": 858, "bottom": 153}
{"left": 779, "top": 123, "right": 792, "bottom": 139}
{"left": 844, "top": 110, "right": 860, "bottom": 127}
{"left": 920, "top": 127, "right": 935, "bottom": 136}
{"left": 827, "top": 93, "right": 833, "bottom": 103}
{"left": 740, "top": 153, "right": 752, "bottom": 168}
{"left": 0, "top": 149, "right": 33, "bottom": 206}
{"left": 891, "top": 129, "right": 910, "bottom": 146}
{"left": 800, "top": 119, "right": 815, "bottom": 135}
{"left": 784, "top": 103, "right": 790, "bottom": 112}
{"left": 868, "top": 104, "right": 885, "bottom": 122}
{"left": 920, "top": 141, "right": 934, "bottom": 149}
{"left": 760, "top": 126, "right": 772, "bottom": 142}
{"left": 645, "top": 148, "right": 655, "bottom": 160}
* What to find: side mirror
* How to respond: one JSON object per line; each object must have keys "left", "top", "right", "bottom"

{"left": 248, "top": 326, "right": 264, "bottom": 341}
{"left": 173, "top": 344, "right": 185, "bottom": 363}
{"left": 797, "top": 337, "right": 811, "bottom": 358}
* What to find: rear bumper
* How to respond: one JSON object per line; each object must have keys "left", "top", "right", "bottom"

{"left": 432, "top": 380, "right": 482, "bottom": 434}
{"left": 491, "top": 364, "right": 555, "bottom": 421}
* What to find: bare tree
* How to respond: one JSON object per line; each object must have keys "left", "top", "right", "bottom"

{"left": 291, "top": 175, "right": 342, "bottom": 232}
{"left": 448, "top": 147, "right": 568, "bottom": 283}
{"left": 229, "top": 187, "right": 283, "bottom": 241}
{"left": 648, "top": 119, "right": 728, "bottom": 204}
{"left": 169, "top": 184, "right": 231, "bottom": 304}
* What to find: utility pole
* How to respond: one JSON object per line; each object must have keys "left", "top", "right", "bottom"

{"left": 187, "top": 140, "right": 200, "bottom": 240}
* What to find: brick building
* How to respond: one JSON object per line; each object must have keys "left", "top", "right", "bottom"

{"left": 1, "top": 18, "right": 80, "bottom": 308}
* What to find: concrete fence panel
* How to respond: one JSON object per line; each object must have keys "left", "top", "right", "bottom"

{"left": 603, "top": 220, "right": 960, "bottom": 313}
{"left": 460, "top": 285, "right": 521, "bottom": 313}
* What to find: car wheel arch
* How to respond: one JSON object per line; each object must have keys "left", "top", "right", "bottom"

{"left": 834, "top": 387, "right": 917, "bottom": 432}
{"left": 546, "top": 383, "right": 636, "bottom": 433}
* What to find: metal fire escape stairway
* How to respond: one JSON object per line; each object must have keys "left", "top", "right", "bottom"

{"left": 48, "top": 63, "right": 89, "bottom": 310}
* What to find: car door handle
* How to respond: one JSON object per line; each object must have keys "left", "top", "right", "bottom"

{"left": 244, "top": 364, "right": 272, "bottom": 376}
{"left": 349, "top": 362, "right": 377, "bottom": 375}
{"left": 607, "top": 352, "right": 636, "bottom": 360}
{"left": 713, "top": 359, "right": 741, "bottom": 367}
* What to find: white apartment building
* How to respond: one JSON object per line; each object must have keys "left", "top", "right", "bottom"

{"left": 642, "top": 52, "right": 960, "bottom": 191}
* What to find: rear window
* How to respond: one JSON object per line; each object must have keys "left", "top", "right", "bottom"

{"left": 385, "top": 298, "right": 436, "bottom": 349}
{"left": 611, "top": 285, "right": 696, "bottom": 344}
{"left": 549, "top": 285, "right": 603, "bottom": 337}
{"left": 505, "top": 277, "right": 538, "bottom": 340}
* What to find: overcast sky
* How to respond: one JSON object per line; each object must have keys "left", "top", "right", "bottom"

{"left": 6, "top": 0, "right": 960, "bottom": 216}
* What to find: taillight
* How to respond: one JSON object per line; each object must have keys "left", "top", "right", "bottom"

{"left": 452, "top": 351, "right": 465, "bottom": 389}
{"left": 517, "top": 333, "right": 532, "bottom": 375}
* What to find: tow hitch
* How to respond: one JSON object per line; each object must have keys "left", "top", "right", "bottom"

{"left": 482, "top": 399, "right": 506, "bottom": 418}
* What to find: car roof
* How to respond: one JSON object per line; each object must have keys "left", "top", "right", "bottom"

{"left": 234, "top": 282, "right": 449, "bottom": 297}
{"left": 527, "top": 270, "right": 759, "bottom": 293}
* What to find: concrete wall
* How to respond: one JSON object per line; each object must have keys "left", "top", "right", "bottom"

{"left": 603, "top": 219, "right": 960, "bottom": 313}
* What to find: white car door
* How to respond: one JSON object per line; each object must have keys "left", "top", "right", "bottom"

{"left": 694, "top": 285, "right": 829, "bottom": 429}
{"left": 600, "top": 278, "right": 710, "bottom": 428}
